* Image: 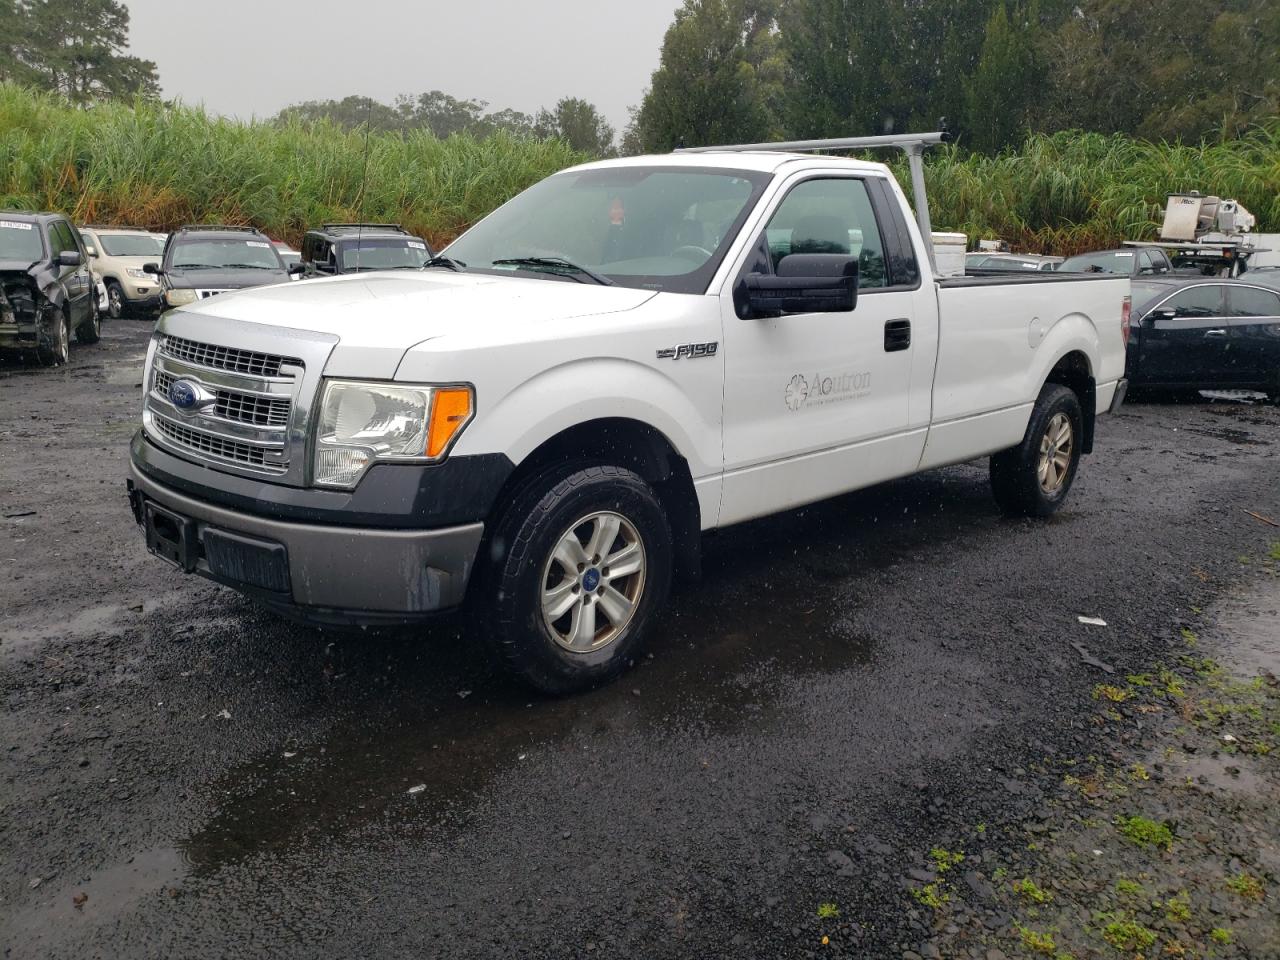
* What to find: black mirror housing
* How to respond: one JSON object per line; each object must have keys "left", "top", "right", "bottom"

{"left": 739, "top": 254, "right": 858, "bottom": 317}
{"left": 287, "top": 262, "right": 308, "bottom": 276}
{"left": 142, "top": 262, "right": 161, "bottom": 275}
{"left": 58, "top": 250, "right": 83, "bottom": 267}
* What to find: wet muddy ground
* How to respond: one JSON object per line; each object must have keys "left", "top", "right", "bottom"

{"left": 2, "top": 321, "right": 1278, "bottom": 958}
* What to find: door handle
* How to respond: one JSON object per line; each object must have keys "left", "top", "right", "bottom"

{"left": 1204, "top": 328, "right": 1227, "bottom": 337}
{"left": 884, "top": 318, "right": 911, "bottom": 352}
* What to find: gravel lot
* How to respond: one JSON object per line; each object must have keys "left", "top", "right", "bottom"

{"left": 2, "top": 320, "right": 1277, "bottom": 958}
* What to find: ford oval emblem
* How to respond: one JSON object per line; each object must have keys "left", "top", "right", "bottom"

{"left": 168, "top": 378, "right": 200, "bottom": 410}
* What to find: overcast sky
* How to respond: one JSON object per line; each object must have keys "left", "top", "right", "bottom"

{"left": 124, "top": 0, "right": 676, "bottom": 132}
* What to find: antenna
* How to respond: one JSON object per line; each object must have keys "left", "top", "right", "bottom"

{"left": 356, "top": 98, "right": 373, "bottom": 269}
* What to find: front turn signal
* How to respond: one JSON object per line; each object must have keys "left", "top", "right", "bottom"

{"left": 427, "top": 387, "right": 474, "bottom": 458}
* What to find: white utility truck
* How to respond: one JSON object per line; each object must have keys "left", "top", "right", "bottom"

{"left": 127, "top": 133, "right": 1131, "bottom": 692}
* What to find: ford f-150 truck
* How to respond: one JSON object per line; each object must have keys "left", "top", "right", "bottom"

{"left": 126, "top": 132, "right": 1130, "bottom": 693}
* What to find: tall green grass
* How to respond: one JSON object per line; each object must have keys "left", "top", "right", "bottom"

{"left": 2, "top": 85, "right": 1277, "bottom": 254}
{"left": 0, "top": 84, "right": 586, "bottom": 247}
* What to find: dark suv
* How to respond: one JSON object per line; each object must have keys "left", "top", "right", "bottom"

{"left": 144, "top": 225, "right": 299, "bottom": 310}
{"left": 299, "top": 223, "right": 433, "bottom": 276}
{"left": 0, "top": 211, "right": 100, "bottom": 365}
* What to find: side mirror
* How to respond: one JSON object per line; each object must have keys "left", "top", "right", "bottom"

{"left": 287, "top": 262, "right": 307, "bottom": 277}
{"left": 142, "top": 262, "right": 161, "bottom": 275}
{"left": 58, "top": 250, "right": 83, "bottom": 267}
{"left": 737, "top": 254, "right": 858, "bottom": 318}
{"left": 84, "top": 245, "right": 98, "bottom": 257}
{"left": 1149, "top": 307, "right": 1176, "bottom": 323}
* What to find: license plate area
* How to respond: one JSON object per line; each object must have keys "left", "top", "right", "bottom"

{"left": 203, "top": 527, "right": 291, "bottom": 594}
{"left": 144, "top": 501, "right": 198, "bottom": 571}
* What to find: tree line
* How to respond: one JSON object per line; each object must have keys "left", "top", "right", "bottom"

{"left": 625, "top": 0, "right": 1280, "bottom": 154}
{"left": 0, "top": 0, "right": 158, "bottom": 103}
{"left": 273, "top": 92, "right": 617, "bottom": 157}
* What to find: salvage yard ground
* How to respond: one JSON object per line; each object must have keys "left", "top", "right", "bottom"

{"left": 1, "top": 320, "right": 1277, "bottom": 959}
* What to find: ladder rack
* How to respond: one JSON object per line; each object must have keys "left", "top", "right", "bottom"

{"left": 678, "top": 132, "right": 951, "bottom": 268}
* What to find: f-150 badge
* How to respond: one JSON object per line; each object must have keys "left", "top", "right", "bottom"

{"left": 656, "top": 342, "right": 718, "bottom": 360}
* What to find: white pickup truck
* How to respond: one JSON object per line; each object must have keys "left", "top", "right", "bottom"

{"left": 127, "top": 132, "right": 1130, "bottom": 693}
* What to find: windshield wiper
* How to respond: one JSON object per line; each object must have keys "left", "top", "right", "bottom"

{"left": 222, "top": 263, "right": 277, "bottom": 270}
{"left": 172, "top": 263, "right": 213, "bottom": 270}
{"left": 492, "top": 256, "right": 615, "bottom": 286}
{"left": 423, "top": 255, "right": 466, "bottom": 272}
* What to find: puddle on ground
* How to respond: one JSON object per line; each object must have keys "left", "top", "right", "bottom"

{"left": 180, "top": 467, "right": 1000, "bottom": 873}
{"left": 1166, "top": 752, "right": 1268, "bottom": 795}
{"left": 6, "top": 846, "right": 187, "bottom": 942}
{"left": 1211, "top": 578, "right": 1280, "bottom": 679}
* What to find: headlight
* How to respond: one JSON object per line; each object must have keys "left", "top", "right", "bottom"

{"left": 165, "top": 289, "right": 197, "bottom": 306}
{"left": 313, "top": 380, "right": 474, "bottom": 488}
{"left": 126, "top": 268, "right": 150, "bottom": 279}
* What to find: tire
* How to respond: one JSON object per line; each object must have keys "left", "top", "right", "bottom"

{"left": 483, "top": 463, "right": 673, "bottom": 694}
{"left": 106, "top": 281, "right": 125, "bottom": 320}
{"left": 990, "top": 383, "right": 1083, "bottom": 517}
{"left": 76, "top": 296, "right": 101, "bottom": 344}
{"left": 35, "top": 304, "right": 70, "bottom": 366}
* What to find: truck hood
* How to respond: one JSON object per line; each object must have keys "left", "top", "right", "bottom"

{"left": 172, "top": 270, "right": 659, "bottom": 377}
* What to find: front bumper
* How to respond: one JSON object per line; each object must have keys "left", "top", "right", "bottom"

{"left": 0, "top": 318, "right": 37, "bottom": 348}
{"left": 128, "top": 460, "right": 485, "bottom": 622}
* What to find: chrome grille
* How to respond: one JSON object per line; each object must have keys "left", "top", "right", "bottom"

{"left": 144, "top": 319, "right": 335, "bottom": 487}
{"left": 153, "top": 415, "right": 277, "bottom": 469}
{"left": 160, "top": 334, "right": 301, "bottom": 378}
{"left": 153, "top": 368, "right": 291, "bottom": 427}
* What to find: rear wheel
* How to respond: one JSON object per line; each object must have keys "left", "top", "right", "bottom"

{"left": 76, "top": 296, "right": 101, "bottom": 344}
{"left": 990, "top": 383, "right": 1083, "bottom": 517}
{"left": 35, "top": 305, "right": 69, "bottom": 366}
{"left": 483, "top": 464, "right": 672, "bottom": 694}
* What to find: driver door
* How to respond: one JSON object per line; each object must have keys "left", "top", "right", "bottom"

{"left": 52, "top": 220, "right": 91, "bottom": 323}
{"left": 1138, "top": 284, "right": 1236, "bottom": 384}
{"left": 717, "top": 174, "right": 930, "bottom": 526}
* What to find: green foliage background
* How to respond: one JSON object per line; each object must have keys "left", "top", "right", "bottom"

{"left": 2, "top": 85, "right": 1278, "bottom": 254}
{"left": 0, "top": 84, "right": 585, "bottom": 248}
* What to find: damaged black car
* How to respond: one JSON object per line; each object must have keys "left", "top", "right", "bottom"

{"left": 0, "top": 211, "right": 101, "bottom": 366}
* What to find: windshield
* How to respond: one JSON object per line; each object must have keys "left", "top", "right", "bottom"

{"left": 166, "top": 237, "right": 284, "bottom": 270}
{"left": 99, "top": 233, "right": 166, "bottom": 257}
{"left": 340, "top": 237, "right": 430, "bottom": 271}
{"left": 0, "top": 220, "right": 45, "bottom": 262}
{"left": 444, "top": 165, "right": 771, "bottom": 294}
{"left": 1058, "top": 251, "right": 1135, "bottom": 273}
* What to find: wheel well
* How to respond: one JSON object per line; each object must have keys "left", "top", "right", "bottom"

{"left": 493, "top": 418, "right": 702, "bottom": 578}
{"left": 1046, "top": 351, "right": 1096, "bottom": 453}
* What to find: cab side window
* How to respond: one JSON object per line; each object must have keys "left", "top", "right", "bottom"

{"left": 1166, "top": 286, "right": 1225, "bottom": 318}
{"left": 52, "top": 221, "right": 80, "bottom": 260}
{"left": 762, "top": 178, "right": 888, "bottom": 289}
{"left": 46, "top": 221, "right": 68, "bottom": 258}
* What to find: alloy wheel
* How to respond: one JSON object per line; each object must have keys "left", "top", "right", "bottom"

{"left": 1037, "top": 412, "right": 1073, "bottom": 494}
{"left": 540, "top": 511, "right": 646, "bottom": 653}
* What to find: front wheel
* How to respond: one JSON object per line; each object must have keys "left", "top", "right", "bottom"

{"left": 35, "top": 305, "right": 69, "bottom": 366}
{"left": 106, "top": 281, "right": 126, "bottom": 320}
{"left": 990, "top": 383, "right": 1083, "bottom": 517}
{"left": 483, "top": 464, "right": 673, "bottom": 694}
